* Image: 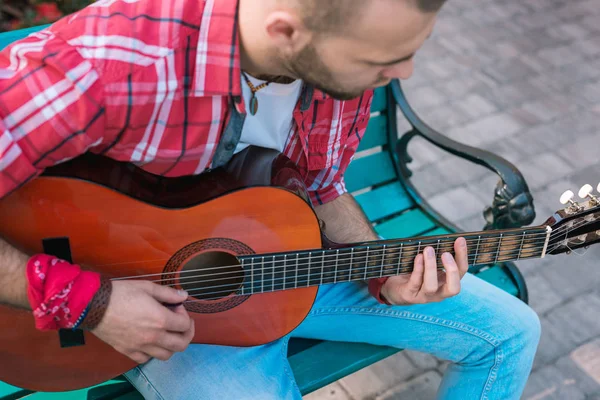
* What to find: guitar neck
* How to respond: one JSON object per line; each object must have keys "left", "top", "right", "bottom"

{"left": 237, "top": 226, "right": 552, "bottom": 295}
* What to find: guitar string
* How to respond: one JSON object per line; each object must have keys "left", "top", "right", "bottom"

{"left": 142, "top": 239, "right": 552, "bottom": 285}
{"left": 179, "top": 253, "right": 548, "bottom": 302}
{"left": 155, "top": 216, "right": 595, "bottom": 297}
{"left": 109, "top": 222, "right": 580, "bottom": 280}
{"left": 110, "top": 229, "right": 555, "bottom": 281}
{"left": 159, "top": 249, "right": 544, "bottom": 298}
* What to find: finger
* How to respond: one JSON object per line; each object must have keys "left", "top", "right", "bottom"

{"left": 406, "top": 253, "right": 425, "bottom": 295}
{"left": 142, "top": 345, "right": 175, "bottom": 362}
{"left": 148, "top": 282, "right": 189, "bottom": 305}
{"left": 441, "top": 253, "right": 461, "bottom": 297}
{"left": 128, "top": 351, "right": 151, "bottom": 364}
{"left": 422, "top": 247, "right": 438, "bottom": 295}
{"left": 163, "top": 307, "right": 192, "bottom": 333}
{"left": 454, "top": 237, "right": 469, "bottom": 277}
{"left": 157, "top": 331, "right": 193, "bottom": 353}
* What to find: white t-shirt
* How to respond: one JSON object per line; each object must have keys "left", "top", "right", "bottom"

{"left": 234, "top": 73, "right": 303, "bottom": 155}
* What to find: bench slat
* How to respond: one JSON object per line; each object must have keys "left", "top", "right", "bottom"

{"left": 345, "top": 152, "right": 396, "bottom": 193}
{"left": 370, "top": 88, "right": 388, "bottom": 113}
{"left": 375, "top": 209, "right": 437, "bottom": 239}
{"left": 355, "top": 182, "right": 413, "bottom": 222}
{"left": 358, "top": 114, "right": 388, "bottom": 152}
{"left": 288, "top": 340, "right": 399, "bottom": 396}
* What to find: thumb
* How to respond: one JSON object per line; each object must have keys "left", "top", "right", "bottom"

{"left": 148, "top": 283, "right": 189, "bottom": 304}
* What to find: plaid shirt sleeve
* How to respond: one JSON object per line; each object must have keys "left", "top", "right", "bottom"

{"left": 0, "top": 29, "right": 106, "bottom": 198}
{"left": 306, "top": 93, "right": 373, "bottom": 206}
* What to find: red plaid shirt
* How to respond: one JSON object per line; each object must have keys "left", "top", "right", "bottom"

{"left": 0, "top": 0, "right": 389, "bottom": 302}
{"left": 0, "top": 0, "right": 373, "bottom": 206}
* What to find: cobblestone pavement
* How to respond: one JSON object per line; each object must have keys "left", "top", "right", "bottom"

{"left": 306, "top": 0, "right": 600, "bottom": 398}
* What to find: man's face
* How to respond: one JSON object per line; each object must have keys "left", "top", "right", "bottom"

{"left": 284, "top": 1, "right": 438, "bottom": 100}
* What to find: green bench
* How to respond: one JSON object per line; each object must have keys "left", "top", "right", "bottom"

{"left": 0, "top": 25, "right": 535, "bottom": 399}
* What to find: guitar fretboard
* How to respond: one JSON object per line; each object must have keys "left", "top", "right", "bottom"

{"left": 237, "top": 227, "right": 550, "bottom": 295}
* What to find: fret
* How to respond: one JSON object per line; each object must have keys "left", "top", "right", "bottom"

{"left": 380, "top": 244, "right": 386, "bottom": 278}
{"left": 495, "top": 234, "right": 503, "bottom": 263}
{"left": 283, "top": 254, "right": 289, "bottom": 290}
{"left": 416, "top": 241, "right": 422, "bottom": 270}
{"left": 349, "top": 248, "right": 355, "bottom": 281}
{"left": 474, "top": 236, "right": 481, "bottom": 265}
{"left": 334, "top": 249, "right": 339, "bottom": 283}
{"left": 250, "top": 257, "right": 254, "bottom": 294}
{"left": 517, "top": 231, "right": 526, "bottom": 260}
{"left": 271, "top": 255, "right": 276, "bottom": 292}
{"left": 240, "top": 258, "right": 245, "bottom": 295}
{"left": 321, "top": 251, "right": 325, "bottom": 285}
{"left": 396, "top": 243, "right": 404, "bottom": 276}
{"left": 261, "top": 256, "right": 265, "bottom": 293}
{"left": 307, "top": 252, "right": 312, "bottom": 287}
{"left": 363, "top": 246, "right": 370, "bottom": 280}
{"left": 294, "top": 253, "right": 299, "bottom": 289}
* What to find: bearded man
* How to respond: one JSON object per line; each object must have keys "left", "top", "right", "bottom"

{"left": 0, "top": 0, "right": 541, "bottom": 398}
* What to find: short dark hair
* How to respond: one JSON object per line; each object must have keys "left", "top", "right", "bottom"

{"left": 299, "top": 0, "right": 447, "bottom": 33}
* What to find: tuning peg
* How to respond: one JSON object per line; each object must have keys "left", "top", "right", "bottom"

{"left": 597, "top": 183, "right": 600, "bottom": 193}
{"left": 560, "top": 190, "right": 575, "bottom": 205}
{"left": 579, "top": 184, "right": 594, "bottom": 198}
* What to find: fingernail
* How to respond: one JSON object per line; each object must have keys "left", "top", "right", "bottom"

{"left": 426, "top": 247, "right": 435, "bottom": 257}
{"left": 442, "top": 253, "right": 453, "bottom": 263}
{"left": 178, "top": 290, "right": 188, "bottom": 297}
{"left": 458, "top": 237, "right": 467, "bottom": 247}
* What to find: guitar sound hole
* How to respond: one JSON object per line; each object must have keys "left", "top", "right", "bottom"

{"left": 180, "top": 252, "right": 243, "bottom": 301}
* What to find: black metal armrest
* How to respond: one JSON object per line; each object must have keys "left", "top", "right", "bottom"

{"left": 389, "top": 79, "right": 536, "bottom": 230}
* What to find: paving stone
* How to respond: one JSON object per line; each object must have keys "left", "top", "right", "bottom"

{"left": 446, "top": 112, "right": 525, "bottom": 146}
{"left": 404, "top": 85, "right": 448, "bottom": 110}
{"left": 455, "top": 213, "right": 487, "bottom": 234}
{"left": 304, "top": 382, "right": 352, "bottom": 400}
{"left": 538, "top": 246, "right": 600, "bottom": 301}
{"left": 477, "top": 80, "right": 553, "bottom": 110}
{"left": 428, "top": 186, "right": 488, "bottom": 222}
{"left": 534, "top": 292, "right": 600, "bottom": 367}
{"left": 580, "top": 81, "right": 600, "bottom": 104}
{"left": 517, "top": 152, "right": 575, "bottom": 190}
{"left": 560, "top": 133, "right": 600, "bottom": 170}
{"left": 455, "top": 93, "right": 498, "bottom": 119}
{"left": 523, "top": 363, "right": 587, "bottom": 400}
{"left": 483, "top": 57, "right": 540, "bottom": 84}
{"left": 526, "top": 273, "right": 564, "bottom": 315}
{"left": 545, "top": 22, "right": 591, "bottom": 41}
{"left": 376, "top": 371, "right": 442, "bottom": 400}
{"left": 518, "top": 95, "right": 578, "bottom": 123}
{"left": 403, "top": 350, "right": 439, "bottom": 371}
{"left": 338, "top": 352, "right": 419, "bottom": 400}
{"left": 404, "top": 135, "right": 451, "bottom": 172}
{"left": 406, "top": 101, "right": 472, "bottom": 133}
{"left": 554, "top": 351, "right": 600, "bottom": 397}
{"left": 569, "top": 339, "right": 600, "bottom": 388}
{"left": 574, "top": 35, "right": 600, "bottom": 57}
{"left": 538, "top": 45, "right": 586, "bottom": 68}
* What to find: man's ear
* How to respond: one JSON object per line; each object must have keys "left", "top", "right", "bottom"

{"left": 264, "top": 11, "right": 313, "bottom": 57}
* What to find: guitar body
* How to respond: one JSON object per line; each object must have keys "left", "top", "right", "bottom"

{"left": 0, "top": 147, "right": 322, "bottom": 392}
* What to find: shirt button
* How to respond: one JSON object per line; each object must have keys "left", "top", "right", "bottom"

{"left": 225, "top": 142, "right": 235, "bottom": 151}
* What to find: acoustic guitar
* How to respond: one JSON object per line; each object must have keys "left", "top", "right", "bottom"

{"left": 0, "top": 146, "right": 598, "bottom": 392}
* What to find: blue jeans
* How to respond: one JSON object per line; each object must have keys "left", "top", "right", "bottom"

{"left": 124, "top": 273, "right": 541, "bottom": 399}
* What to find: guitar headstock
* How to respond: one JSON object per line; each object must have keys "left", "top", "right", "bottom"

{"left": 545, "top": 183, "right": 600, "bottom": 255}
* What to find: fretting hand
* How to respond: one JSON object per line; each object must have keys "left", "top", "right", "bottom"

{"left": 380, "top": 237, "right": 469, "bottom": 305}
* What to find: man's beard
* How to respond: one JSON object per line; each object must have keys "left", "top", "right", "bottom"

{"left": 284, "top": 43, "right": 365, "bottom": 101}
